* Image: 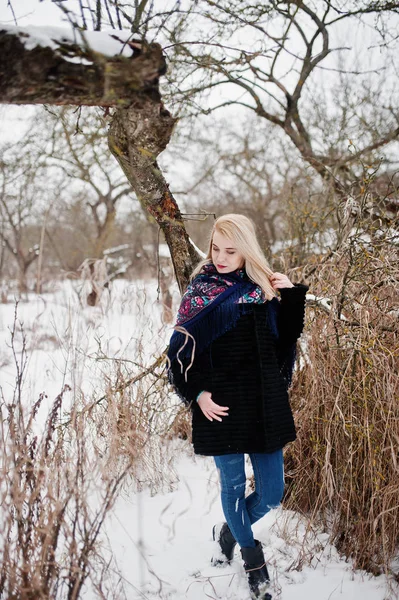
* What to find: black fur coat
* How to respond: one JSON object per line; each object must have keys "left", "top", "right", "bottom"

{"left": 168, "top": 284, "right": 308, "bottom": 456}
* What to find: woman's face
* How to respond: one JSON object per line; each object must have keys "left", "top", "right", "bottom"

{"left": 211, "top": 230, "right": 245, "bottom": 274}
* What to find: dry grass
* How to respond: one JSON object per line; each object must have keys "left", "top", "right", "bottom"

{"left": 0, "top": 317, "right": 133, "bottom": 599}
{"left": 0, "top": 305, "right": 182, "bottom": 599}
{"left": 285, "top": 222, "right": 399, "bottom": 578}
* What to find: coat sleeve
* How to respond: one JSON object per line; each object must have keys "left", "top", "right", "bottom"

{"left": 167, "top": 346, "right": 213, "bottom": 409}
{"left": 277, "top": 283, "right": 309, "bottom": 352}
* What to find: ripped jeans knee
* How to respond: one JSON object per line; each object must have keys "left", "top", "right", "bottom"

{"left": 214, "top": 449, "right": 284, "bottom": 548}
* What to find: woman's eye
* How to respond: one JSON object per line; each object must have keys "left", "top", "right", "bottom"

{"left": 212, "top": 247, "right": 234, "bottom": 255}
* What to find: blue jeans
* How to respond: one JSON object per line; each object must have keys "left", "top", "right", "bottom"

{"left": 214, "top": 450, "right": 284, "bottom": 548}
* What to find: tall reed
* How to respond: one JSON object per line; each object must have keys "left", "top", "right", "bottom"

{"left": 285, "top": 221, "right": 399, "bottom": 577}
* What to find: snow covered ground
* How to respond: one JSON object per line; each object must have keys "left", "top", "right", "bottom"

{"left": 0, "top": 279, "right": 395, "bottom": 600}
{"left": 0, "top": 277, "right": 175, "bottom": 422}
{"left": 103, "top": 451, "right": 391, "bottom": 600}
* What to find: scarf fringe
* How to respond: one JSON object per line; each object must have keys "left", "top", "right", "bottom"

{"left": 168, "top": 283, "right": 256, "bottom": 379}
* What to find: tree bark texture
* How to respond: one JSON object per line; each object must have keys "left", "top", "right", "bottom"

{"left": 0, "top": 27, "right": 167, "bottom": 107}
{"left": 108, "top": 101, "right": 199, "bottom": 294}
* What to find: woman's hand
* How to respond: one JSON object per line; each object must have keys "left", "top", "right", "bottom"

{"left": 197, "top": 391, "right": 229, "bottom": 422}
{"left": 270, "top": 272, "right": 294, "bottom": 290}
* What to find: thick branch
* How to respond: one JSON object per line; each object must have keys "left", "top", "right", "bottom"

{"left": 0, "top": 26, "right": 166, "bottom": 107}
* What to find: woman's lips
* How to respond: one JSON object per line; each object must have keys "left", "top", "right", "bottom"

{"left": 217, "top": 264, "right": 226, "bottom": 268}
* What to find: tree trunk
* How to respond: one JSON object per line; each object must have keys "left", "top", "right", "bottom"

{"left": 108, "top": 101, "right": 199, "bottom": 294}
{"left": 91, "top": 206, "right": 116, "bottom": 258}
{"left": 18, "top": 261, "right": 29, "bottom": 294}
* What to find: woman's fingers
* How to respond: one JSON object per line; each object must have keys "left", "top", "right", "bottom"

{"left": 202, "top": 402, "right": 229, "bottom": 422}
{"left": 270, "top": 271, "right": 294, "bottom": 289}
{"left": 205, "top": 411, "right": 222, "bottom": 422}
{"left": 210, "top": 403, "right": 229, "bottom": 416}
{"left": 205, "top": 413, "right": 219, "bottom": 422}
{"left": 212, "top": 406, "right": 229, "bottom": 415}
{"left": 197, "top": 395, "right": 230, "bottom": 421}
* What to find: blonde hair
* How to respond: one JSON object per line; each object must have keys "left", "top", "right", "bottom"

{"left": 191, "top": 213, "right": 276, "bottom": 301}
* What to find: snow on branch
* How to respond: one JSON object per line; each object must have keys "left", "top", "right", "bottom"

{"left": 306, "top": 293, "right": 348, "bottom": 321}
{"left": 0, "top": 24, "right": 167, "bottom": 107}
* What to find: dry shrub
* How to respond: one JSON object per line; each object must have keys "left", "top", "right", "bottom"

{"left": 165, "top": 405, "right": 192, "bottom": 442}
{"left": 64, "top": 345, "right": 186, "bottom": 495}
{"left": 0, "top": 293, "right": 185, "bottom": 598}
{"left": 0, "top": 388, "right": 133, "bottom": 599}
{"left": 0, "top": 314, "right": 134, "bottom": 599}
{"left": 285, "top": 220, "right": 399, "bottom": 577}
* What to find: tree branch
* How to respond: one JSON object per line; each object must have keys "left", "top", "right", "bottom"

{"left": 0, "top": 26, "right": 166, "bottom": 107}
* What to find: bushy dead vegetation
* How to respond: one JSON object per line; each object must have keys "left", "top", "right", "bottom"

{"left": 285, "top": 189, "right": 399, "bottom": 577}
{"left": 0, "top": 306, "right": 181, "bottom": 599}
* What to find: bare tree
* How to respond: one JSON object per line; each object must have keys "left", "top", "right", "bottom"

{"left": 3, "top": 2, "right": 397, "bottom": 289}
{"left": 163, "top": 1, "right": 399, "bottom": 208}
{"left": 0, "top": 144, "right": 51, "bottom": 293}
{"left": 32, "top": 107, "right": 134, "bottom": 258}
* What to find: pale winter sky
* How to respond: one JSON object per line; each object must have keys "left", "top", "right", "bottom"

{"left": 0, "top": 0, "right": 75, "bottom": 26}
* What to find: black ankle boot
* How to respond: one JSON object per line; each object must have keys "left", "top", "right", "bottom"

{"left": 211, "top": 522, "right": 237, "bottom": 566}
{"left": 240, "top": 540, "right": 272, "bottom": 600}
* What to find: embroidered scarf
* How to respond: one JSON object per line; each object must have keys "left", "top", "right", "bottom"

{"left": 167, "top": 262, "right": 295, "bottom": 387}
{"left": 176, "top": 262, "right": 264, "bottom": 325}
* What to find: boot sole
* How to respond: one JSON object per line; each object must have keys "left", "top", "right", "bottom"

{"left": 250, "top": 584, "right": 272, "bottom": 600}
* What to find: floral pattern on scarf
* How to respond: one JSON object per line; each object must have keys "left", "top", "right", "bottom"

{"left": 176, "top": 262, "right": 264, "bottom": 326}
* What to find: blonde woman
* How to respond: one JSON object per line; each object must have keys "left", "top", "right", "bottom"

{"left": 167, "top": 214, "right": 308, "bottom": 600}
